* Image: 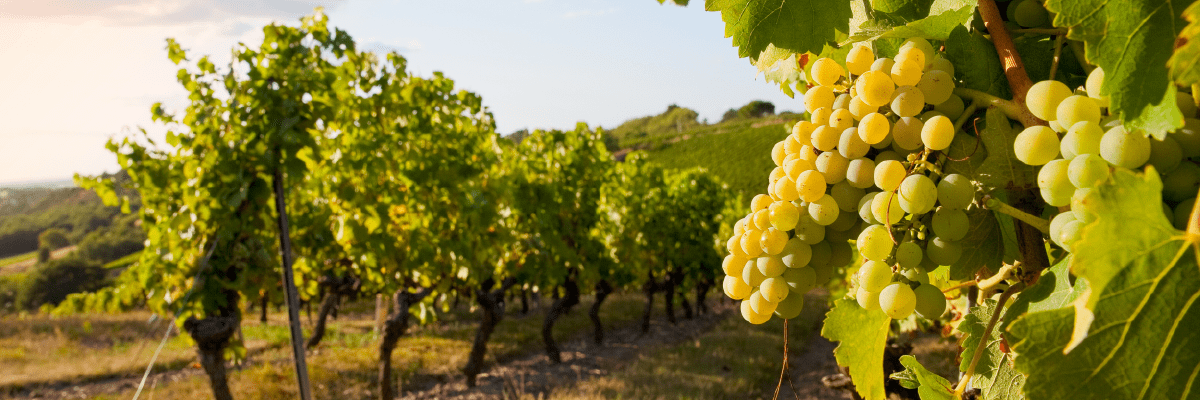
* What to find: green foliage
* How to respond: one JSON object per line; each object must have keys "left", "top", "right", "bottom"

{"left": 36, "top": 246, "right": 50, "bottom": 264}
{"left": 849, "top": 0, "right": 976, "bottom": 43}
{"left": 643, "top": 121, "right": 788, "bottom": 197}
{"left": 957, "top": 300, "right": 1026, "bottom": 400}
{"left": 1046, "top": 0, "right": 1189, "bottom": 136}
{"left": 1009, "top": 169, "right": 1200, "bottom": 400}
{"left": 706, "top": 0, "right": 852, "bottom": 58}
{"left": 890, "top": 355, "right": 955, "bottom": 400}
{"left": 610, "top": 105, "right": 701, "bottom": 143}
{"left": 1170, "top": 2, "right": 1200, "bottom": 87}
{"left": 18, "top": 254, "right": 108, "bottom": 310}
{"left": 37, "top": 228, "right": 70, "bottom": 249}
{"left": 821, "top": 298, "right": 891, "bottom": 400}
{"left": 945, "top": 27, "right": 1011, "bottom": 98}
{"left": 736, "top": 100, "right": 775, "bottom": 119}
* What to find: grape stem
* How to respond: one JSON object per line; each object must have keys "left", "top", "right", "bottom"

{"left": 1068, "top": 40, "right": 1093, "bottom": 74}
{"left": 983, "top": 195, "right": 1050, "bottom": 234}
{"left": 977, "top": 0, "right": 1035, "bottom": 112}
{"left": 1010, "top": 28, "right": 1068, "bottom": 35}
{"left": 952, "top": 88, "right": 1028, "bottom": 124}
{"left": 976, "top": 262, "right": 1017, "bottom": 295}
{"left": 953, "top": 282, "right": 1024, "bottom": 397}
{"left": 954, "top": 102, "right": 980, "bottom": 133}
{"left": 1049, "top": 34, "right": 1065, "bottom": 81}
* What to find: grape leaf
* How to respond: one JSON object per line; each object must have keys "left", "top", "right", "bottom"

{"left": 1007, "top": 168, "right": 1200, "bottom": 400}
{"left": 890, "top": 355, "right": 955, "bottom": 400}
{"left": 822, "top": 298, "right": 892, "bottom": 400}
{"left": 1001, "top": 255, "right": 1088, "bottom": 332}
{"left": 847, "top": 0, "right": 975, "bottom": 44}
{"left": 1045, "top": 0, "right": 1188, "bottom": 137}
{"left": 656, "top": 0, "right": 690, "bottom": 5}
{"left": 974, "top": 107, "right": 1036, "bottom": 192}
{"left": 706, "top": 0, "right": 852, "bottom": 58}
{"left": 958, "top": 299, "right": 1027, "bottom": 400}
{"left": 752, "top": 44, "right": 805, "bottom": 98}
{"left": 945, "top": 26, "right": 1012, "bottom": 99}
{"left": 1170, "top": 1, "right": 1200, "bottom": 87}
{"left": 943, "top": 120, "right": 1019, "bottom": 280}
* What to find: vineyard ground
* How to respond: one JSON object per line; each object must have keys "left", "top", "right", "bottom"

{"left": 0, "top": 246, "right": 77, "bottom": 276}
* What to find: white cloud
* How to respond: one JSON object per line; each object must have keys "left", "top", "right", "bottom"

{"left": 0, "top": 0, "right": 344, "bottom": 28}
{"left": 562, "top": 8, "right": 618, "bottom": 19}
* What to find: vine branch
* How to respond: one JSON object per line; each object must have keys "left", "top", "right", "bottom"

{"left": 954, "top": 282, "right": 1024, "bottom": 396}
{"left": 983, "top": 196, "right": 1050, "bottom": 234}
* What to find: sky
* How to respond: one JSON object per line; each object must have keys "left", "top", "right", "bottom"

{"left": 0, "top": 0, "right": 801, "bottom": 185}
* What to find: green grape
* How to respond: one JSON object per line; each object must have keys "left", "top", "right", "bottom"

{"left": 1014, "top": 126, "right": 1061, "bottom": 166}
{"left": 741, "top": 298, "right": 771, "bottom": 324}
{"left": 846, "top": 158, "right": 877, "bottom": 189}
{"left": 899, "top": 38, "right": 934, "bottom": 67}
{"left": 933, "top": 94, "right": 965, "bottom": 120}
{"left": 1169, "top": 119, "right": 1200, "bottom": 158}
{"left": 1071, "top": 188, "right": 1097, "bottom": 223}
{"left": 895, "top": 46, "right": 927, "bottom": 71}
{"left": 931, "top": 208, "right": 969, "bottom": 241}
{"left": 849, "top": 96, "right": 879, "bottom": 120}
{"left": 796, "top": 170, "right": 827, "bottom": 203}
{"left": 810, "top": 107, "right": 831, "bottom": 125}
{"left": 761, "top": 227, "right": 789, "bottom": 255}
{"left": 724, "top": 276, "right": 752, "bottom": 300}
{"left": 1177, "top": 92, "right": 1197, "bottom": 118}
{"left": 926, "top": 237, "right": 962, "bottom": 265}
{"left": 839, "top": 127, "right": 870, "bottom": 159}
{"left": 743, "top": 258, "right": 766, "bottom": 286}
{"left": 895, "top": 241, "right": 924, "bottom": 270}
{"left": 859, "top": 112, "right": 892, "bottom": 144}
{"left": 1174, "top": 198, "right": 1195, "bottom": 230}
{"left": 856, "top": 286, "right": 881, "bottom": 310}
{"left": 1026, "top": 80, "right": 1073, "bottom": 121}
{"left": 1056, "top": 95, "right": 1102, "bottom": 128}
{"left": 749, "top": 290, "right": 778, "bottom": 317}
{"left": 892, "top": 117, "right": 925, "bottom": 150}
{"left": 809, "top": 194, "right": 841, "bottom": 226}
{"left": 1060, "top": 120, "right": 1104, "bottom": 158}
{"left": 875, "top": 160, "right": 907, "bottom": 191}
{"left": 794, "top": 214, "right": 827, "bottom": 245}
{"left": 920, "top": 110, "right": 947, "bottom": 123}
{"left": 1147, "top": 135, "right": 1183, "bottom": 173}
{"left": 901, "top": 266, "right": 929, "bottom": 285}
{"left": 1066, "top": 154, "right": 1108, "bottom": 189}
{"left": 809, "top": 240, "right": 832, "bottom": 268}
{"left": 870, "top": 58, "right": 895, "bottom": 73}
{"left": 829, "top": 241, "right": 854, "bottom": 267}
{"left": 830, "top": 181, "right": 866, "bottom": 212}
{"left": 1049, "top": 212, "right": 1078, "bottom": 249}
{"left": 1163, "top": 162, "right": 1200, "bottom": 202}
{"left": 780, "top": 238, "right": 812, "bottom": 268}
{"left": 857, "top": 224, "right": 895, "bottom": 261}
{"left": 769, "top": 201, "right": 801, "bottom": 231}
{"left": 857, "top": 70, "right": 896, "bottom": 107}
{"left": 858, "top": 260, "right": 894, "bottom": 292}
{"left": 1037, "top": 159, "right": 1074, "bottom": 207}
{"left": 890, "top": 57, "right": 923, "bottom": 87}
{"left": 879, "top": 282, "right": 916, "bottom": 319}
{"left": 830, "top": 108, "right": 856, "bottom": 131}
{"left": 898, "top": 174, "right": 938, "bottom": 215}
{"left": 783, "top": 267, "right": 817, "bottom": 294}
{"left": 926, "top": 55, "right": 955, "bottom": 77}
{"left": 773, "top": 291, "right": 806, "bottom": 319}
{"left": 806, "top": 85, "right": 836, "bottom": 113}
{"left": 846, "top": 45, "right": 875, "bottom": 76}
{"left": 1057, "top": 220, "right": 1085, "bottom": 251}
{"left": 921, "top": 115, "right": 955, "bottom": 151}
{"left": 875, "top": 150, "right": 905, "bottom": 164}
{"left": 811, "top": 125, "right": 840, "bottom": 152}
{"left": 760, "top": 277, "right": 790, "bottom": 302}
{"left": 936, "top": 173, "right": 974, "bottom": 210}
{"left": 872, "top": 128, "right": 895, "bottom": 151}
{"left": 1100, "top": 125, "right": 1151, "bottom": 169}
{"left": 829, "top": 210, "right": 860, "bottom": 232}
{"left": 809, "top": 57, "right": 844, "bottom": 86}
{"left": 816, "top": 151, "right": 849, "bottom": 184}
{"left": 858, "top": 192, "right": 880, "bottom": 224}
{"left": 833, "top": 93, "right": 853, "bottom": 110}
{"left": 1014, "top": 0, "right": 1049, "bottom": 27}
{"left": 890, "top": 86, "right": 925, "bottom": 118}
{"left": 1085, "top": 67, "right": 1109, "bottom": 108}
{"left": 917, "top": 70, "right": 954, "bottom": 105}
{"left": 872, "top": 190, "right": 905, "bottom": 225}
{"left": 913, "top": 283, "right": 947, "bottom": 319}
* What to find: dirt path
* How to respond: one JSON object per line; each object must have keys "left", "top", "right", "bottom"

{"left": 0, "top": 246, "right": 77, "bottom": 276}
{"left": 399, "top": 303, "right": 734, "bottom": 399}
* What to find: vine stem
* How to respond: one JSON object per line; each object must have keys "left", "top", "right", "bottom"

{"left": 772, "top": 319, "right": 791, "bottom": 400}
{"left": 954, "top": 282, "right": 1024, "bottom": 396}
{"left": 1010, "top": 28, "right": 1067, "bottom": 35}
{"left": 1049, "top": 34, "right": 1065, "bottom": 81}
{"left": 984, "top": 196, "right": 1050, "bottom": 234}
{"left": 953, "top": 88, "right": 1031, "bottom": 125}
{"left": 977, "top": 0, "right": 1035, "bottom": 110}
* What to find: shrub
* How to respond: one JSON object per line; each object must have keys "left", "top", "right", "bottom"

{"left": 37, "top": 246, "right": 50, "bottom": 263}
{"left": 38, "top": 227, "right": 71, "bottom": 249}
{"left": 17, "top": 254, "right": 108, "bottom": 310}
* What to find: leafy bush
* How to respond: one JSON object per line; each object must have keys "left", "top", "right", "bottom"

{"left": 38, "top": 227, "right": 70, "bottom": 249}
{"left": 0, "top": 273, "right": 22, "bottom": 314}
{"left": 736, "top": 100, "right": 775, "bottom": 119}
{"left": 610, "top": 105, "right": 701, "bottom": 142}
{"left": 17, "top": 254, "right": 108, "bottom": 310}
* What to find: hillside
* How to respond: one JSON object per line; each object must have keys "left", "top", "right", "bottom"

{"left": 639, "top": 117, "right": 792, "bottom": 200}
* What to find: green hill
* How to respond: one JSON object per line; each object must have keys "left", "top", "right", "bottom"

{"left": 611, "top": 105, "right": 703, "bottom": 147}
{"left": 641, "top": 117, "right": 793, "bottom": 200}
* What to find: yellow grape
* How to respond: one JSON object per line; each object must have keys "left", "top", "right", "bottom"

{"left": 1056, "top": 95, "right": 1102, "bottom": 128}
{"left": 769, "top": 200, "right": 800, "bottom": 230}
{"left": 934, "top": 94, "right": 966, "bottom": 120}
{"left": 839, "top": 127, "right": 870, "bottom": 159}
{"left": 1100, "top": 125, "right": 1151, "bottom": 169}
{"left": 784, "top": 133, "right": 807, "bottom": 154}
{"left": 760, "top": 277, "right": 790, "bottom": 302}
{"left": 791, "top": 120, "right": 816, "bottom": 140}
{"left": 899, "top": 38, "right": 934, "bottom": 67}
{"left": 1026, "top": 80, "right": 1073, "bottom": 121}
{"left": 741, "top": 228, "right": 764, "bottom": 257}
{"left": 830, "top": 108, "right": 856, "bottom": 131}
{"left": 858, "top": 259, "right": 893, "bottom": 292}
{"left": 769, "top": 166, "right": 786, "bottom": 184}
{"left": 870, "top": 58, "right": 895, "bottom": 73}
{"left": 741, "top": 298, "right": 771, "bottom": 324}
{"left": 895, "top": 46, "right": 926, "bottom": 71}
{"left": 775, "top": 177, "right": 800, "bottom": 202}
{"left": 816, "top": 151, "right": 849, "bottom": 184}
{"left": 879, "top": 282, "right": 916, "bottom": 319}
{"left": 856, "top": 70, "right": 896, "bottom": 107}
{"left": 811, "top": 107, "right": 831, "bottom": 125}
{"left": 760, "top": 228, "right": 789, "bottom": 255}
{"left": 926, "top": 55, "right": 954, "bottom": 77}
{"left": 890, "top": 57, "right": 923, "bottom": 87}
{"left": 809, "top": 194, "right": 840, "bottom": 225}
{"left": 891, "top": 117, "right": 925, "bottom": 150}
{"left": 846, "top": 45, "right": 875, "bottom": 76}
{"left": 811, "top": 125, "right": 840, "bottom": 152}
{"left": 921, "top": 115, "right": 954, "bottom": 150}
{"left": 773, "top": 291, "right": 805, "bottom": 319}
{"left": 784, "top": 158, "right": 816, "bottom": 180}
{"left": 744, "top": 259, "right": 766, "bottom": 286}
{"left": 846, "top": 158, "right": 876, "bottom": 189}
{"left": 890, "top": 85, "right": 925, "bottom": 118}
{"left": 752, "top": 209, "right": 771, "bottom": 230}
{"left": 751, "top": 194, "right": 773, "bottom": 212}
{"left": 916, "top": 70, "right": 954, "bottom": 105}
{"left": 771, "top": 141, "right": 787, "bottom": 166}
{"left": 871, "top": 191, "right": 904, "bottom": 225}
{"left": 780, "top": 238, "right": 813, "bottom": 268}
{"left": 724, "top": 276, "right": 752, "bottom": 300}
{"left": 723, "top": 254, "right": 748, "bottom": 276}
{"left": 856, "top": 286, "right": 881, "bottom": 310}
{"left": 874, "top": 160, "right": 907, "bottom": 191}
{"left": 857, "top": 224, "right": 895, "bottom": 262}
{"left": 1013, "top": 126, "right": 1061, "bottom": 166}
{"left": 797, "top": 144, "right": 819, "bottom": 163}
{"left": 749, "top": 290, "right": 779, "bottom": 315}
{"left": 796, "top": 170, "right": 828, "bottom": 203}
{"left": 849, "top": 96, "right": 879, "bottom": 120}
{"left": 1086, "top": 67, "right": 1109, "bottom": 108}
{"left": 809, "top": 57, "right": 844, "bottom": 86}
{"left": 806, "top": 85, "right": 835, "bottom": 112}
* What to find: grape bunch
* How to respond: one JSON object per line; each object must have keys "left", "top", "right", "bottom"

{"left": 1016, "top": 68, "right": 1200, "bottom": 253}
{"left": 722, "top": 38, "right": 960, "bottom": 324}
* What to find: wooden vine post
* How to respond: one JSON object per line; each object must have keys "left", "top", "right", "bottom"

{"left": 272, "top": 162, "right": 314, "bottom": 400}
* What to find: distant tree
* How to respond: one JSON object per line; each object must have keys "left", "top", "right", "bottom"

{"left": 37, "top": 246, "right": 50, "bottom": 263}
{"left": 38, "top": 228, "right": 70, "bottom": 249}
{"left": 720, "top": 108, "right": 739, "bottom": 123}
{"left": 19, "top": 254, "right": 107, "bottom": 309}
{"left": 737, "top": 100, "right": 775, "bottom": 119}
{"left": 507, "top": 129, "right": 530, "bottom": 144}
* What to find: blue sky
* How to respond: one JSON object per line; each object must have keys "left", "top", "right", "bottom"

{"left": 0, "top": 0, "right": 800, "bottom": 185}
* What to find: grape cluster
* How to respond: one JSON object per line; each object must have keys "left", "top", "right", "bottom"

{"left": 1017, "top": 68, "right": 1200, "bottom": 252}
{"left": 722, "top": 38, "right": 959, "bottom": 324}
